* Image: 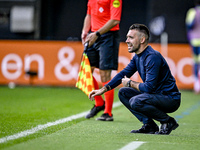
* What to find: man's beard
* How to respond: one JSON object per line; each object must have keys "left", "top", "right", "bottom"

{"left": 128, "top": 44, "right": 140, "bottom": 53}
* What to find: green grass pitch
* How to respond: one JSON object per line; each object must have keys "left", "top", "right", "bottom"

{"left": 0, "top": 86, "right": 200, "bottom": 150}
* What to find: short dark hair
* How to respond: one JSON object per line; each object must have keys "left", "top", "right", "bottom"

{"left": 129, "top": 24, "right": 150, "bottom": 41}
{"left": 195, "top": 0, "right": 200, "bottom": 5}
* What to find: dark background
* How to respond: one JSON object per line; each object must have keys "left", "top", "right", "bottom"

{"left": 0, "top": 0, "right": 195, "bottom": 43}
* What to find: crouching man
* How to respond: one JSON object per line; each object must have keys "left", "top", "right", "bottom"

{"left": 89, "top": 23, "right": 181, "bottom": 135}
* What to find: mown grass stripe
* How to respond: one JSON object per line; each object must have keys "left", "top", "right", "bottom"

{"left": 175, "top": 101, "right": 200, "bottom": 121}
{"left": 119, "top": 141, "right": 145, "bottom": 150}
{"left": 0, "top": 101, "right": 122, "bottom": 144}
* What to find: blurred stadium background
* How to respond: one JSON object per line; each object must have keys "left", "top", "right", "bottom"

{"left": 0, "top": 0, "right": 195, "bottom": 89}
{"left": 0, "top": 0, "right": 193, "bottom": 42}
{"left": 1, "top": 1, "right": 200, "bottom": 149}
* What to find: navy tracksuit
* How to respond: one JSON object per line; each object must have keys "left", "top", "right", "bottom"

{"left": 106, "top": 45, "right": 181, "bottom": 124}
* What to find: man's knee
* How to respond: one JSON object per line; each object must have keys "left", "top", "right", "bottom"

{"left": 118, "top": 87, "right": 127, "bottom": 102}
{"left": 99, "top": 70, "right": 111, "bottom": 82}
{"left": 129, "top": 97, "right": 144, "bottom": 111}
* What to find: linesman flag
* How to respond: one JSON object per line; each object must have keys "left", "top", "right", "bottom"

{"left": 76, "top": 44, "right": 94, "bottom": 96}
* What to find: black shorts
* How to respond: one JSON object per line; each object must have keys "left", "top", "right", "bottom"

{"left": 85, "top": 31, "right": 120, "bottom": 70}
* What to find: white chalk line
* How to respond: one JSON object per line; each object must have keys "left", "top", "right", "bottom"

{"left": 119, "top": 141, "right": 146, "bottom": 150}
{"left": 0, "top": 101, "right": 122, "bottom": 144}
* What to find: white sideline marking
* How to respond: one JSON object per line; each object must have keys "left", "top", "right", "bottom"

{"left": 119, "top": 141, "right": 145, "bottom": 150}
{"left": 0, "top": 101, "right": 122, "bottom": 144}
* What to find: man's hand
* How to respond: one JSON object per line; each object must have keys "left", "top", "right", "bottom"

{"left": 122, "top": 76, "right": 131, "bottom": 87}
{"left": 85, "top": 32, "right": 98, "bottom": 47}
{"left": 81, "top": 31, "right": 88, "bottom": 44}
{"left": 88, "top": 86, "right": 107, "bottom": 101}
{"left": 122, "top": 76, "right": 141, "bottom": 91}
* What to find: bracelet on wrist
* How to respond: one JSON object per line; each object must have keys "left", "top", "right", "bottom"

{"left": 104, "top": 84, "right": 111, "bottom": 91}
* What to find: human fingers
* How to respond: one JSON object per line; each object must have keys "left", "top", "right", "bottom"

{"left": 81, "top": 32, "right": 87, "bottom": 44}
{"left": 122, "top": 76, "right": 130, "bottom": 87}
{"left": 122, "top": 78, "right": 126, "bottom": 87}
{"left": 88, "top": 90, "right": 96, "bottom": 101}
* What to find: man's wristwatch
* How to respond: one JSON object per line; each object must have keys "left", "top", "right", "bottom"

{"left": 127, "top": 80, "right": 132, "bottom": 87}
{"left": 95, "top": 31, "right": 101, "bottom": 37}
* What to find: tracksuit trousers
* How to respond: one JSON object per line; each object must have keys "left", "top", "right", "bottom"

{"left": 118, "top": 87, "right": 181, "bottom": 124}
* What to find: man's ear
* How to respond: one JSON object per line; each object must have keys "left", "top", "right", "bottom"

{"left": 140, "top": 36, "right": 146, "bottom": 44}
